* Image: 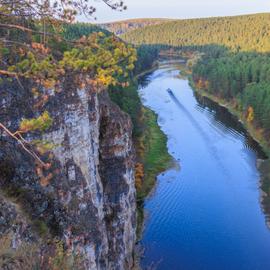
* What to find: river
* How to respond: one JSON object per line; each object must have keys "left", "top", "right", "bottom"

{"left": 138, "top": 59, "right": 270, "bottom": 270}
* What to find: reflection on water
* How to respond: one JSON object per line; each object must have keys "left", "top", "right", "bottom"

{"left": 194, "top": 93, "right": 267, "bottom": 160}
{"left": 139, "top": 59, "right": 270, "bottom": 270}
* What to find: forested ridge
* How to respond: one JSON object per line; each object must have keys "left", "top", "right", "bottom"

{"left": 100, "top": 18, "right": 171, "bottom": 35}
{"left": 122, "top": 13, "right": 270, "bottom": 52}
{"left": 62, "top": 23, "right": 110, "bottom": 40}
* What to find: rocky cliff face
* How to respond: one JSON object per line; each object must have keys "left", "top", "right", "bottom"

{"left": 0, "top": 77, "right": 136, "bottom": 269}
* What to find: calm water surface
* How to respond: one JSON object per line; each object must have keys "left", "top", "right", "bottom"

{"left": 139, "top": 60, "right": 270, "bottom": 270}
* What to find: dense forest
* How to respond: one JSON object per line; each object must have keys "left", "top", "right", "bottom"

{"left": 62, "top": 23, "right": 110, "bottom": 40}
{"left": 134, "top": 45, "right": 159, "bottom": 74}
{"left": 122, "top": 13, "right": 270, "bottom": 52}
{"left": 193, "top": 50, "right": 270, "bottom": 138}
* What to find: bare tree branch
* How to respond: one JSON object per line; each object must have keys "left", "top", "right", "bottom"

{"left": 0, "top": 122, "right": 46, "bottom": 166}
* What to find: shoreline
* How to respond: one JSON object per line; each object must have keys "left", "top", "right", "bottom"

{"left": 188, "top": 77, "right": 270, "bottom": 230}
{"left": 135, "top": 61, "right": 159, "bottom": 79}
{"left": 189, "top": 81, "right": 270, "bottom": 156}
{"left": 132, "top": 62, "right": 175, "bottom": 270}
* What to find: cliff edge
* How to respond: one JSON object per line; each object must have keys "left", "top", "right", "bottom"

{"left": 0, "top": 76, "right": 136, "bottom": 269}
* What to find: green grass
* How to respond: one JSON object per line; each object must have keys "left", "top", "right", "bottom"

{"left": 137, "top": 107, "right": 172, "bottom": 199}
{"left": 109, "top": 82, "right": 172, "bottom": 200}
{"left": 109, "top": 80, "right": 173, "bottom": 237}
{"left": 109, "top": 81, "right": 173, "bottom": 194}
{"left": 135, "top": 106, "right": 172, "bottom": 236}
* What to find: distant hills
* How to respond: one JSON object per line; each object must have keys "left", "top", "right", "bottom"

{"left": 121, "top": 13, "right": 270, "bottom": 52}
{"left": 100, "top": 18, "right": 172, "bottom": 35}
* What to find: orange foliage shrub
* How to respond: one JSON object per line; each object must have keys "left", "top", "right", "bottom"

{"left": 135, "top": 163, "right": 144, "bottom": 190}
{"left": 31, "top": 42, "right": 50, "bottom": 54}
{"left": 196, "top": 78, "right": 209, "bottom": 90}
{"left": 247, "top": 106, "right": 254, "bottom": 122}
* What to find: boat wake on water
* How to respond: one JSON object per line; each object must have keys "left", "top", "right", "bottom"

{"left": 166, "top": 88, "right": 230, "bottom": 178}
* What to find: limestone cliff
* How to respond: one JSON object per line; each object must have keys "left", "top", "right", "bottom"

{"left": 0, "top": 77, "right": 136, "bottom": 269}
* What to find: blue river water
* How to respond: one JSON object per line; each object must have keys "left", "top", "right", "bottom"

{"left": 139, "top": 59, "right": 270, "bottom": 270}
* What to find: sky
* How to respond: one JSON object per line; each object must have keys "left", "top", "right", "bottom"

{"left": 85, "top": 0, "right": 270, "bottom": 23}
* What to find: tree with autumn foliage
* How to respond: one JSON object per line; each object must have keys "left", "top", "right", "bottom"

{"left": 246, "top": 106, "right": 254, "bottom": 123}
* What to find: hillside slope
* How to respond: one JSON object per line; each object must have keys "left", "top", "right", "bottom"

{"left": 122, "top": 13, "right": 270, "bottom": 52}
{"left": 100, "top": 18, "right": 171, "bottom": 35}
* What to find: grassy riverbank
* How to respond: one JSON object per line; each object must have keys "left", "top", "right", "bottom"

{"left": 109, "top": 79, "right": 172, "bottom": 236}
{"left": 135, "top": 106, "right": 172, "bottom": 199}
{"left": 135, "top": 105, "right": 172, "bottom": 234}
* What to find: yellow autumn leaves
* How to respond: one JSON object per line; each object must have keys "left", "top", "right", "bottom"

{"left": 20, "top": 111, "right": 53, "bottom": 133}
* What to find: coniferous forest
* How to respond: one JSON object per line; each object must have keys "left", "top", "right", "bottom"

{"left": 193, "top": 52, "right": 270, "bottom": 136}
{"left": 122, "top": 13, "right": 270, "bottom": 52}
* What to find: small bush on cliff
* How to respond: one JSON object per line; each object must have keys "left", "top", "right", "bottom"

{"left": 0, "top": 234, "right": 41, "bottom": 270}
